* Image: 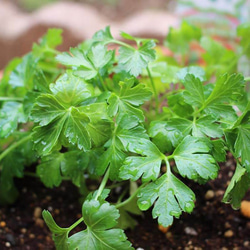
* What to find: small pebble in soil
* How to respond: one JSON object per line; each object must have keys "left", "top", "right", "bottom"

{"left": 46, "top": 195, "right": 52, "bottom": 201}
{"left": 240, "top": 200, "right": 250, "bottom": 218}
{"left": 19, "top": 238, "right": 24, "bottom": 245}
{"left": 20, "top": 228, "right": 27, "bottom": 234}
{"left": 205, "top": 190, "right": 215, "bottom": 200}
{"left": 5, "top": 242, "right": 11, "bottom": 248}
{"left": 184, "top": 227, "right": 198, "bottom": 236}
{"left": 224, "top": 229, "right": 234, "bottom": 238}
{"left": 54, "top": 208, "right": 60, "bottom": 215}
{"left": 166, "top": 232, "right": 173, "bottom": 239}
{"left": 48, "top": 206, "right": 53, "bottom": 211}
{"left": 224, "top": 222, "right": 231, "bottom": 229}
{"left": 215, "top": 190, "right": 224, "bottom": 197}
{"left": 0, "top": 221, "right": 6, "bottom": 227}
{"left": 244, "top": 241, "right": 250, "bottom": 247}
{"left": 35, "top": 218, "right": 44, "bottom": 227}
{"left": 33, "top": 207, "right": 42, "bottom": 218}
{"left": 6, "top": 234, "right": 16, "bottom": 245}
{"left": 29, "top": 234, "right": 35, "bottom": 239}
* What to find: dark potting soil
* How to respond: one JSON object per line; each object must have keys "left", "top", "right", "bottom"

{"left": 0, "top": 154, "right": 250, "bottom": 250}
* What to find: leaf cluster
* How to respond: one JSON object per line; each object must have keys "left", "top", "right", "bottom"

{"left": 0, "top": 23, "right": 250, "bottom": 248}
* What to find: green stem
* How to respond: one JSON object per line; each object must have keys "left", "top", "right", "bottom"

{"left": 45, "top": 47, "right": 60, "bottom": 55}
{"left": 0, "top": 134, "right": 32, "bottom": 163}
{"left": 166, "top": 154, "right": 174, "bottom": 161}
{"left": 117, "top": 187, "right": 129, "bottom": 203}
{"left": 106, "top": 40, "right": 136, "bottom": 50}
{"left": 98, "top": 72, "right": 108, "bottom": 91}
{"left": 146, "top": 66, "right": 159, "bottom": 111}
{"left": 115, "top": 183, "right": 146, "bottom": 209}
{"left": 245, "top": 76, "right": 250, "bottom": 82}
{"left": 165, "top": 159, "right": 171, "bottom": 173}
{"left": 0, "top": 97, "right": 24, "bottom": 102}
{"left": 94, "top": 167, "right": 110, "bottom": 201}
{"left": 68, "top": 217, "right": 84, "bottom": 231}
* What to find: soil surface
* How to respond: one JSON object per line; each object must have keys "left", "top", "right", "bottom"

{"left": 0, "top": 154, "right": 250, "bottom": 249}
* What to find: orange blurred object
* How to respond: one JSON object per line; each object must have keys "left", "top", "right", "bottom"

{"left": 240, "top": 200, "right": 250, "bottom": 218}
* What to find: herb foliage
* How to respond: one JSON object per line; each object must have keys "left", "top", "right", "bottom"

{"left": 0, "top": 22, "right": 250, "bottom": 248}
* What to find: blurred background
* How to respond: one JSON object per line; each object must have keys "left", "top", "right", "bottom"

{"left": 0, "top": 0, "right": 249, "bottom": 68}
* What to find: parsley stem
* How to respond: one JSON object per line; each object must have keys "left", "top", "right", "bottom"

{"left": 0, "top": 134, "right": 32, "bottom": 163}
{"left": 68, "top": 217, "right": 84, "bottom": 231}
{"left": 107, "top": 40, "right": 135, "bottom": 50}
{"left": 98, "top": 72, "right": 108, "bottom": 91}
{"left": 117, "top": 186, "right": 129, "bottom": 203}
{"left": 146, "top": 66, "right": 159, "bottom": 111}
{"left": 94, "top": 167, "right": 110, "bottom": 201}
{"left": 115, "top": 183, "right": 146, "bottom": 209}
{"left": 0, "top": 97, "right": 23, "bottom": 102}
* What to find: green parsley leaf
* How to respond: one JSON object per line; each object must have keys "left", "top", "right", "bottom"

{"left": 204, "top": 104, "right": 237, "bottom": 125}
{"left": 211, "top": 139, "right": 226, "bottom": 162}
{"left": 193, "top": 115, "right": 223, "bottom": 138}
{"left": 96, "top": 115, "right": 148, "bottom": 180}
{"left": 182, "top": 74, "right": 205, "bottom": 107}
{"left": 92, "top": 26, "right": 114, "bottom": 44}
{"left": 31, "top": 74, "right": 110, "bottom": 154}
{"left": 167, "top": 93, "right": 194, "bottom": 118}
{"left": 36, "top": 152, "right": 63, "bottom": 188}
{"left": 0, "top": 102, "right": 26, "bottom": 138}
{"left": 50, "top": 73, "right": 94, "bottom": 106}
{"left": 32, "top": 28, "right": 62, "bottom": 57}
{"left": 79, "top": 103, "right": 112, "bottom": 147}
{"left": 68, "top": 200, "right": 133, "bottom": 250}
{"left": 56, "top": 44, "right": 113, "bottom": 80}
{"left": 237, "top": 23, "right": 250, "bottom": 58}
{"left": 37, "top": 151, "right": 89, "bottom": 188}
{"left": 164, "top": 21, "right": 201, "bottom": 54}
{"left": 172, "top": 136, "right": 219, "bottom": 181}
{"left": 149, "top": 121, "right": 183, "bottom": 153}
{"left": 0, "top": 135, "right": 35, "bottom": 205}
{"left": 42, "top": 210, "right": 70, "bottom": 250}
{"left": 233, "top": 106, "right": 250, "bottom": 171}
{"left": 200, "top": 36, "right": 237, "bottom": 77}
{"left": 222, "top": 164, "right": 250, "bottom": 209}
{"left": 107, "top": 78, "right": 152, "bottom": 121}
{"left": 0, "top": 57, "right": 22, "bottom": 96}
{"left": 149, "top": 61, "right": 180, "bottom": 84}
{"left": 204, "top": 73, "right": 245, "bottom": 106}
{"left": 118, "top": 40, "right": 156, "bottom": 77}
{"left": 9, "top": 54, "right": 37, "bottom": 90}
{"left": 61, "top": 151, "right": 89, "bottom": 187}
{"left": 0, "top": 150, "right": 24, "bottom": 204}
{"left": 177, "top": 66, "right": 206, "bottom": 82}
{"left": 138, "top": 172, "right": 195, "bottom": 227}
{"left": 120, "top": 139, "right": 163, "bottom": 182}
